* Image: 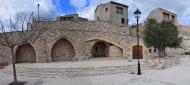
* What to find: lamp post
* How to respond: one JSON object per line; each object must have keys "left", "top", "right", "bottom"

{"left": 37, "top": 3, "right": 40, "bottom": 21}
{"left": 134, "top": 8, "right": 142, "bottom": 75}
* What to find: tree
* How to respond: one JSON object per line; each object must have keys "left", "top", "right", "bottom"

{"left": 143, "top": 19, "right": 182, "bottom": 58}
{"left": 0, "top": 13, "right": 44, "bottom": 85}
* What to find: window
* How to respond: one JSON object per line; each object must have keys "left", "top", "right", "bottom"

{"left": 116, "top": 6, "right": 123, "bottom": 14}
{"left": 68, "top": 18, "right": 72, "bottom": 20}
{"left": 163, "top": 12, "right": 169, "bottom": 21}
{"left": 154, "top": 49, "right": 157, "bottom": 53}
{"left": 121, "top": 18, "right": 125, "bottom": 24}
{"left": 171, "top": 15, "right": 175, "bottom": 23}
{"left": 149, "top": 49, "right": 152, "bottom": 53}
{"left": 105, "top": 8, "right": 108, "bottom": 12}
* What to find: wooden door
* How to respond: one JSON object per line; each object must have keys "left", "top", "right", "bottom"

{"left": 133, "top": 45, "right": 143, "bottom": 59}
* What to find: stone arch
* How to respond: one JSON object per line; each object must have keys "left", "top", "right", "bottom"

{"left": 133, "top": 45, "right": 143, "bottom": 59}
{"left": 86, "top": 38, "right": 123, "bottom": 49}
{"left": 91, "top": 41, "right": 109, "bottom": 58}
{"left": 51, "top": 35, "right": 78, "bottom": 56}
{"left": 51, "top": 38, "right": 76, "bottom": 62}
{"left": 89, "top": 39, "right": 123, "bottom": 58}
{"left": 16, "top": 44, "right": 36, "bottom": 63}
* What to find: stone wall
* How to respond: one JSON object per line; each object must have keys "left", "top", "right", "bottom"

{"left": 0, "top": 20, "right": 134, "bottom": 63}
{"left": 182, "top": 38, "right": 190, "bottom": 51}
{"left": 95, "top": 3, "right": 110, "bottom": 22}
{"left": 145, "top": 57, "right": 180, "bottom": 70}
{"left": 0, "top": 45, "right": 11, "bottom": 64}
{"left": 179, "top": 25, "right": 190, "bottom": 51}
{"left": 0, "top": 19, "right": 187, "bottom": 63}
{"left": 108, "top": 45, "right": 123, "bottom": 57}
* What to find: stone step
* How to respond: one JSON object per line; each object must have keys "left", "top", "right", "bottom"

{"left": 1, "top": 58, "right": 179, "bottom": 77}
{"left": 2, "top": 64, "right": 150, "bottom": 77}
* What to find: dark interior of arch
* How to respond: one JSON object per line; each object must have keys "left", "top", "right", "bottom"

{"left": 91, "top": 42, "right": 108, "bottom": 58}
{"left": 16, "top": 44, "right": 36, "bottom": 63}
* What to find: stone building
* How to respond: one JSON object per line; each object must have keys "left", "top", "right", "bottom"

{"left": 148, "top": 8, "right": 177, "bottom": 25}
{"left": 95, "top": 1, "right": 128, "bottom": 26}
{"left": 0, "top": 1, "right": 188, "bottom": 64}
{"left": 146, "top": 8, "right": 187, "bottom": 56}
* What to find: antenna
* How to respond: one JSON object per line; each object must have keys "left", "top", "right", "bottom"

{"left": 37, "top": 3, "right": 40, "bottom": 21}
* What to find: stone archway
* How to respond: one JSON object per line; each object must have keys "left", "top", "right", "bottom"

{"left": 133, "top": 45, "right": 143, "bottom": 59}
{"left": 51, "top": 38, "right": 75, "bottom": 62}
{"left": 91, "top": 42, "right": 108, "bottom": 58}
{"left": 16, "top": 44, "right": 36, "bottom": 63}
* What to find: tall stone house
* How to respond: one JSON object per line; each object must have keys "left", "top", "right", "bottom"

{"left": 148, "top": 8, "right": 177, "bottom": 25}
{"left": 0, "top": 1, "right": 189, "bottom": 64}
{"left": 146, "top": 8, "right": 190, "bottom": 56}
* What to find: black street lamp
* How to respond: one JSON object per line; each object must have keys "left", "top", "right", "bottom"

{"left": 134, "top": 8, "right": 142, "bottom": 75}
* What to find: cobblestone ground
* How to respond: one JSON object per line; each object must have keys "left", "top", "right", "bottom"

{"left": 0, "top": 57, "right": 189, "bottom": 85}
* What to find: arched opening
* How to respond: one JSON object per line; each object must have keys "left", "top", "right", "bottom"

{"left": 91, "top": 42, "right": 108, "bottom": 58}
{"left": 133, "top": 45, "right": 143, "bottom": 59}
{"left": 51, "top": 38, "right": 75, "bottom": 62}
{"left": 16, "top": 44, "right": 36, "bottom": 63}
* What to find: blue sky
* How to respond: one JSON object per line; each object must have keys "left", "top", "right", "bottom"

{"left": 52, "top": 0, "right": 90, "bottom": 15}
{"left": 0, "top": 0, "right": 190, "bottom": 25}
{"left": 52, "top": 0, "right": 77, "bottom": 15}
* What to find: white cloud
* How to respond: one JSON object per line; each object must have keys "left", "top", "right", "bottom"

{"left": 75, "top": 0, "right": 133, "bottom": 20}
{"left": 70, "top": 0, "right": 87, "bottom": 9}
{"left": 2, "top": 0, "right": 189, "bottom": 26}
{"left": 179, "top": 7, "right": 190, "bottom": 25}
{"left": 78, "top": 7, "right": 95, "bottom": 20}
{"left": 0, "top": 0, "right": 57, "bottom": 26}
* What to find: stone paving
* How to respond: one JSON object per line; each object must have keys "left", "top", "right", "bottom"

{"left": 1, "top": 58, "right": 179, "bottom": 78}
